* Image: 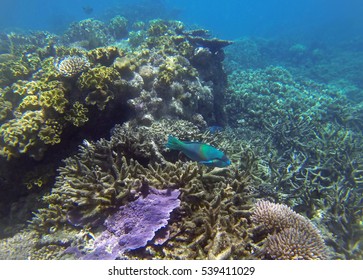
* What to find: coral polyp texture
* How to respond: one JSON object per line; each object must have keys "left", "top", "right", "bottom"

{"left": 251, "top": 200, "right": 328, "bottom": 260}
{"left": 55, "top": 56, "right": 90, "bottom": 77}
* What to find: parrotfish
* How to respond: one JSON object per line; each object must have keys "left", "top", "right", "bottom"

{"left": 166, "top": 135, "right": 231, "bottom": 167}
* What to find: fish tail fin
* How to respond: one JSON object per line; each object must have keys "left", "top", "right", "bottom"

{"left": 166, "top": 135, "right": 184, "bottom": 151}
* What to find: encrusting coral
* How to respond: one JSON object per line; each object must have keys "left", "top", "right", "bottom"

{"left": 75, "top": 186, "right": 181, "bottom": 260}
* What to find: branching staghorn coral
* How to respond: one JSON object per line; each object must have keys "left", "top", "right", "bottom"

{"left": 225, "top": 65, "right": 363, "bottom": 259}
{"left": 28, "top": 118, "right": 259, "bottom": 260}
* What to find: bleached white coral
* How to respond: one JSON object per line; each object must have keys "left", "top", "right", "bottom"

{"left": 56, "top": 56, "right": 90, "bottom": 77}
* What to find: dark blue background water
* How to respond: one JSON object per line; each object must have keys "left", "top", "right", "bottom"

{"left": 1, "top": 0, "right": 362, "bottom": 42}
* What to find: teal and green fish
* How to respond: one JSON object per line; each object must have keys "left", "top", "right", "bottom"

{"left": 166, "top": 135, "right": 231, "bottom": 167}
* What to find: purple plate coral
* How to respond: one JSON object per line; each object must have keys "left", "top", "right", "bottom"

{"left": 82, "top": 186, "right": 180, "bottom": 260}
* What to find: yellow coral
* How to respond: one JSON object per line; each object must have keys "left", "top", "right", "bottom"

{"left": 78, "top": 66, "right": 121, "bottom": 90}
{"left": 113, "top": 55, "right": 138, "bottom": 73}
{"left": 33, "top": 57, "right": 61, "bottom": 82}
{"left": 16, "top": 95, "right": 40, "bottom": 113}
{"left": 85, "top": 89, "right": 114, "bottom": 110}
{"left": 158, "top": 56, "right": 197, "bottom": 85}
{"left": 9, "top": 80, "right": 69, "bottom": 116}
{"left": 147, "top": 19, "right": 169, "bottom": 36}
{"left": 11, "top": 80, "right": 43, "bottom": 96}
{"left": 38, "top": 119, "right": 63, "bottom": 145}
{"left": 64, "top": 102, "right": 89, "bottom": 127}
{"left": 0, "top": 96, "right": 12, "bottom": 121}
{"left": 87, "top": 46, "right": 119, "bottom": 65}
{"left": 25, "top": 177, "right": 44, "bottom": 190}
{"left": 55, "top": 46, "right": 88, "bottom": 59}
{"left": 0, "top": 60, "right": 30, "bottom": 87}
{"left": 39, "top": 87, "right": 68, "bottom": 114}
{"left": 0, "top": 110, "right": 44, "bottom": 159}
{"left": 77, "top": 66, "right": 120, "bottom": 110}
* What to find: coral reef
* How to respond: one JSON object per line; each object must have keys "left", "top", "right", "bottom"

{"left": 62, "top": 19, "right": 111, "bottom": 49}
{"left": 0, "top": 60, "right": 30, "bottom": 87}
{"left": 251, "top": 200, "right": 328, "bottom": 260}
{"left": 108, "top": 16, "right": 129, "bottom": 39}
{"left": 77, "top": 66, "right": 121, "bottom": 110}
{"left": 55, "top": 56, "right": 90, "bottom": 77}
{"left": 78, "top": 186, "right": 180, "bottom": 260}
{"left": 27, "top": 119, "right": 256, "bottom": 259}
{"left": 225, "top": 65, "right": 363, "bottom": 259}
{"left": 1, "top": 16, "right": 362, "bottom": 261}
{"left": 0, "top": 19, "right": 230, "bottom": 162}
{"left": 0, "top": 110, "right": 45, "bottom": 160}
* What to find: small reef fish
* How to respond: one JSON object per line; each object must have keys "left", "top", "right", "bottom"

{"left": 166, "top": 135, "right": 231, "bottom": 167}
{"left": 207, "top": 125, "right": 223, "bottom": 134}
{"left": 82, "top": 5, "right": 93, "bottom": 15}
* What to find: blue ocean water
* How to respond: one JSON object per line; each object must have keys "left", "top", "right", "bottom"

{"left": 1, "top": 0, "right": 362, "bottom": 41}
